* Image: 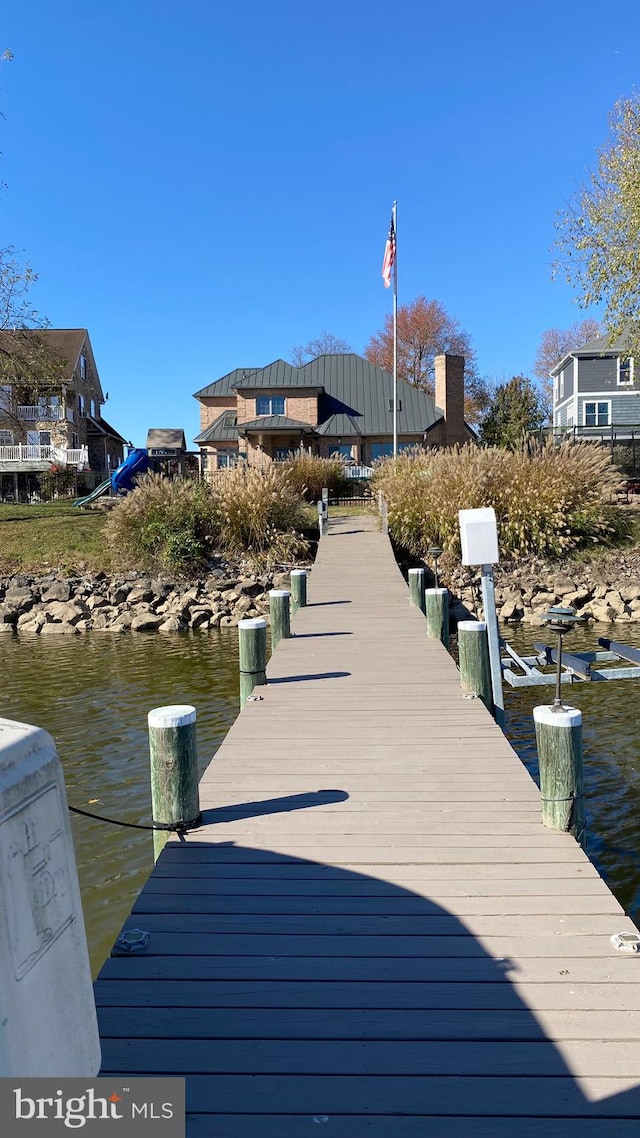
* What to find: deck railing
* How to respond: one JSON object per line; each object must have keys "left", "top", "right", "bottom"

{"left": 16, "top": 404, "right": 68, "bottom": 421}
{"left": 0, "top": 444, "right": 88, "bottom": 465}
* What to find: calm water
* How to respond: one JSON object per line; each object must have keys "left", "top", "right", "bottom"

{"left": 0, "top": 630, "right": 242, "bottom": 975}
{"left": 1, "top": 622, "right": 640, "bottom": 975}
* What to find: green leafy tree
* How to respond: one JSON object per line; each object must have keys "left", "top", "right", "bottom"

{"left": 554, "top": 92, "right": 640, "bottom": 357}
{"left": 480, "top": 376, "right": 545, "bottom": 449}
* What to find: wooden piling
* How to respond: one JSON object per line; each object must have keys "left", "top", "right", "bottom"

{"left": 269, "top": 589, "right": 291, "bottom": 651}
{"left": 425, "top": 586, "right": 449, "bottom": 648}
{"left": 533, "top": 704, "right": 585, "bottom": 846}
{"left": 148, "top": 704, "right": 200, "bottom": 862}
{"left": 408, "top": 567, "right": 426, "bottom": 614}
{"left": 290, "top": 569, "right": 307, "bottom": 614}
{"left": 458, "top": 619, "right": 493, "bottom": 714}
{"left": 238, "top": 617, "right": 267, "bottom": 709}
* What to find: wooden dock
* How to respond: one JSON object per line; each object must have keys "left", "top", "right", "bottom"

{"left": 95, "top": 515, "right": 640, "bottom": 1135}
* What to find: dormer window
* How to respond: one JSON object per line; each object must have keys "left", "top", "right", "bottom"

{"left": 256, "top": 396, "right": 285, "bottom": 416}
{"left": 79, "top": 354, "right": 87, "bottom": 380}
{"left": 618, "top": 357, "right": 634, "bottom": 385}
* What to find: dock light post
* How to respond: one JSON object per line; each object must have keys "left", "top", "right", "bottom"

{"left": 542, "top": 605, "right": 580, "bottom": 710}
{"left": 428, "top": 546, "right": 442, "bottom": 589}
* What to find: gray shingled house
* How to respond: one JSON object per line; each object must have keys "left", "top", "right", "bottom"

{"left": 193, "top": 352, "right": 472, "bottom": 473}
{"left": 552, "top": 333, "right": 639, "bottom": 440}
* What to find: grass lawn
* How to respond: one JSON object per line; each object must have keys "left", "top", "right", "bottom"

{"left": 0, "top": 502, "right": 111, "bottom": 575}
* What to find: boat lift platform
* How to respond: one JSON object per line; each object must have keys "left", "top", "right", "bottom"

{"left": 501, "top": 635, "right": 640, "bottom": 687}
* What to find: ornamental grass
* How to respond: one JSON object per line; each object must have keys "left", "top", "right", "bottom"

{"left": 105, "top": 467, "right": 310, "bottom": 575}
{"left": 372, "top": 441, "right": 630, "bottom": 560}
{"left": 281, "top": 454, "right": 351, "bottom": 502}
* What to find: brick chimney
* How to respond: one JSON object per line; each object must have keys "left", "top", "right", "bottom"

{"left": 434, "top": 354, "right": 467, "bottom": 447}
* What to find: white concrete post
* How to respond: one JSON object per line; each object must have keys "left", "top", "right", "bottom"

{"left": 0, "top": 717, "right": 101, "bottom": 1076}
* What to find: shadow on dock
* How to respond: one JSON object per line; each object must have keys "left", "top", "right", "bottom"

{"left": 96, "top": 841, "right": 640, "bottom": 1132}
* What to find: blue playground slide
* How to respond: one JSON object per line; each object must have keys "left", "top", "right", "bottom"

{"left": 74, "top": 448, "right": 149, "bottom": 507}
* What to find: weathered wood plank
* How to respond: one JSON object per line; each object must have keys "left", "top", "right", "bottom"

{"left": 96, "top": 1005, "right": 640, "bottom": 1041}
{"left": 132, "top": 892, "right": 624, "bottom": 915}
{"left": 184, "top": 1117, "right": 640, "bottom": 1138}
{"left": 93, "top": 979, "right": 640, "bottom": 1012}
{"left": 97, "top": 953, "right": 640, "bottom": 984}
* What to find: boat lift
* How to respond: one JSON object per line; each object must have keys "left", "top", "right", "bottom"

{"left": 501, "top": 635, "right": 640, "bottom": 688}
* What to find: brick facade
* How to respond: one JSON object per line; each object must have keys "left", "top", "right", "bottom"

{"left": 434, "top": 354, "right": 467, "bottom": 447}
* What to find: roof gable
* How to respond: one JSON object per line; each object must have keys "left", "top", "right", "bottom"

{"left": 232, "top": 359, "right": 320, "bottom": 390}
{"left": 193, "top": 368, "right": 258, "bottom": 399}
{"left": 147, "top": 428, "right": 187, "bottom": 450}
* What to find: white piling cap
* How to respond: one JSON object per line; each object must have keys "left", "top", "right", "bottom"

{"left": 533, "top": 705, "right": 582, "bottom": 728}
{"left": 238, "top": 617, "right": 267, "bottom": 630}
{"left": 425, "top": 587, "right": 447, "bottom": 596}
{"left": 408, "top": 568, "right": 424, "bottom": 576}
{"left": 148, "top": 704, "right": 197, "bottom": 728}
{"left": 458, "top": 620, "right": 487, "bottom": 632}
{"left": 291, "top": 569, "right": 307, "bottom": 577}
{"left": 269, "top": 589, "right": 291, "bottom": 597}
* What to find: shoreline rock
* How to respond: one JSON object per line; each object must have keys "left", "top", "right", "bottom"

{"left": 0, "top": 562, "right": 307, "bottom": 637}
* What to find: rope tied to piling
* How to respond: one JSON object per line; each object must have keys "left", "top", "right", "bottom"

{"left": 68, "top": 804, "right": 202, "bottom": 840}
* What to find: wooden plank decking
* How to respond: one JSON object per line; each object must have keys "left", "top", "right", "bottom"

{"left": 95, "top": 515, "right": 640, "bottom": 1135}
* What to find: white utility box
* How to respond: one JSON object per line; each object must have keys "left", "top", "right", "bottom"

{"left": 459, "top": 507, "right": 500, "bottom": 566}
{"left": 0, "top": 717, "right": 101, "bottom": 1076}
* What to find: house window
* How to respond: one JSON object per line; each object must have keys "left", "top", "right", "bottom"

{"left": 256, "top": 396, "right": 285, "bottom": 416}
{"left": 224, "top": 411, "right": 237, "bottom": 428}
{"left": 217, "top": 451, "right": 237, "bottom": 468}
{"left": 275, "top": 447, "right": 294, "bottom": 461}
{"left": 330, "top": 444, "right": 354, "bottom": 459}
{"left": 584, "top": 401, "right": 610, "bottom": 427}
{"left": 618, "top": 357, "right": 634, "bottom": 385}
{"left": 78, "top": 394, "right": 85, "bottom": 416}
{"left": 0, "top": 385, "right": 12, "bottom": 411}
{"left": 72, "top": 432, "right": 79, "bottom": 449}
{"left": 371, "top": 442, "right": 416, "bottom": 461}
{"left": 90, "top": 399, "right": 96, "bottom": 417}
{"left": 27, "top": 430, "right": 51, "bottom": 446}
{"left": 79, "top": 355, "right": 87, "bottom": 380}
{"left": 0, "top": 430, "right": 13, "bottom": 444}
{"left": 567, "top": 414, "right": 574, "bottom": 428}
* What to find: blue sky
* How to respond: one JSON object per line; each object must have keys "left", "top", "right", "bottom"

{"left": 2, "top": 1, "right": 639, "bottom": 446}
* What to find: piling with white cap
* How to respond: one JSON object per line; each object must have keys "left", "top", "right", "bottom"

{"left": 290, "top": 569, "right": 308, "bottom": 614}
{"left": 269, "top": 589, "right": 291, "bottom": 650}
{"left": 238, "top": 617, "right": 267, "bottom": 709}
{"left": 425, "top": 587, "right": 449, "bottom": 648}
{"left": 458, "top": 620, "right": 493, "bottom": 714}
{"left": 148, "top": 704, "right": 201, "bottom": 861}
{"left": 533, "top": 704, "right": 585, "bottom": 846}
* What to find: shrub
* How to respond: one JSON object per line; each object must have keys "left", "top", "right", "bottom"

{"left": 281, "top": 454, "right": 351, "bottom": 502}
{"left": 372, "top": 441, "right": 630, "bottom": 560}
{"left": 104, "top": 473, "right": 217, "bottom": 575}
{"left": 213, "top": 465, "right": 310, "bottom": 567}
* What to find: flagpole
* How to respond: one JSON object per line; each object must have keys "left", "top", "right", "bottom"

{"left": 392, "top": 200, "right": 398, "bottom": 459}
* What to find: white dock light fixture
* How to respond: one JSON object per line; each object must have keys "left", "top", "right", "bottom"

{"left": 458, "top": 507, "right": 504, "bottom": 728}
{"left": 459, "top": 507, "right": 499, "bottom": 566}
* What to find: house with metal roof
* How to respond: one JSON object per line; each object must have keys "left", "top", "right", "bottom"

{"left": 193, "top": 352, "right": 472, "bottom": 473}
{"left": 552, "top": 333, "right": 639, "bottom": 442}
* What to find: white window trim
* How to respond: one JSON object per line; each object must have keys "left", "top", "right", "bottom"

{"left": 583, "top": 399, "right": 611, "bottom": 427}
{"left": 617, "top": 356, "right": 635, "bottom": 386}
{"left": 256, "top": 396, "right": 286, "bottom": 417}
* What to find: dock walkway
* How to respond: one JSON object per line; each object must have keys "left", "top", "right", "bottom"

{"left": 95, "top": 515, "right": 640, "bottom": 1135}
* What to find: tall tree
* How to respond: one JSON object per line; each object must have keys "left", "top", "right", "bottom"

{"left": 290, "top": 332, "right": 353, "bottom": 367}
{"left": 534, "top": 317, "right": 601, "bottom": 419}
{"left": 480, "top": 376, "right": 545, "bottom": 449}
{"left": 554, "top": 92, "right": 640, "bottom": 358}
{"left": 364, "top": 294, "right": 487, "bottom": 422}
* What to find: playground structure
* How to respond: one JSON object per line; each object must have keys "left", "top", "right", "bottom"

{"left": 74, "top": 448, "right": 149, "bottom": 507}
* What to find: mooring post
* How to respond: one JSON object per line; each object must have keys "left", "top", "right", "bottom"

{"left": 238, "top": 616, "right": 267, "bottom": 709}
{"left": 269, "top": 589, "right": 291, "bottom": 650}
{"left": 425, "top": 586, "right": 449, "bottom": 647}
{"left": 290, "top": 568, "right": 308, "bottom": 614}
{"left": 148, "top": 704, "right": 201, "bottom": 862}
{"left": 533, "top": 705, "right": 585, "bottom": 847}
{"left": 408, "top": 567, "right": 426, "bottom": 614}
{"left": 458, "top": 619, "right": 493, "bottom": 714}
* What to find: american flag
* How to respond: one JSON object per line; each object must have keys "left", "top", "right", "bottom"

{"left": 381, "top": 213, "right": 396, "bottom": 289}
